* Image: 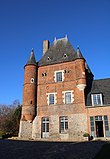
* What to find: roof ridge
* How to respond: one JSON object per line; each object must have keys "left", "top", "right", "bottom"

{"left": 53, "top": 35, "right": 68, "bottom": 43}
{"left": 94, "top": 78, "right": 110, "bottom": 81}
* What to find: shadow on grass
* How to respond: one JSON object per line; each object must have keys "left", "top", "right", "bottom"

{"left": 0, "top": 139, "right": 107, "bottom": 159}
{"left": 94, "top": 142, "right": 110, "bottom": 159}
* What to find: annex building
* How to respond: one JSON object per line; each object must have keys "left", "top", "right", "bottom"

{"left": 19, "top": 36, "right": 110, "bottom": 141}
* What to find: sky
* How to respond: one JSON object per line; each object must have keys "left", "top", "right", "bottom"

{"left": 0, "top": 0, "right": 110, "bottom": 105}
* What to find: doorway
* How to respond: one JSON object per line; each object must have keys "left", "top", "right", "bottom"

{"left": 96, "top": 121, "right": 104, "bottom": 137}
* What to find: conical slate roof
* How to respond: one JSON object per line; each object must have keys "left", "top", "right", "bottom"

{"left": 25, "top": 49, "right": 37, "bottom": 66}
{"left": 38, "top": 37, "right": 84, "bottom": 66}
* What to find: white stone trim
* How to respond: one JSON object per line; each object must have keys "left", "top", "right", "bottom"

{"left": 54, "top": 70, "right": 64, "bottom": 82}
{"left": 62, "top": 90, "right": 74, "bottom": 104}
{"left": 77, "top": 84, "right": 86, "bottom": 91}
{"left": 46, "top": 92, "right": 57, "bottom": 105}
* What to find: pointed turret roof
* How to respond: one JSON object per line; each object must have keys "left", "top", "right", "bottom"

{"left": 25, "top": 49, "right": 37, "bottom": 66}
{"left": 74, "top": 47, "right": 84, "bottom": 59}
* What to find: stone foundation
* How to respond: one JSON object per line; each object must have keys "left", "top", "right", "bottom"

{"left": 19, "top": 120, "right": 32, "bottom": 139}
{"left": 21, "top": 113, "right": 87, "bottom": 141}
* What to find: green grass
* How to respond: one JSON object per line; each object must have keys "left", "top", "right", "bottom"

{"left": 94, "top": 142, "right": 110, "bottom": 159}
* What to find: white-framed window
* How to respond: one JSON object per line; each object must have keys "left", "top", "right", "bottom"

{"left": 54, "top": 70, "right": 64, "bottom": 82}
{"left": 42, "top": 117, "right": 49, "bottom": 133}
{"left": 47, "top": 92, "right": 57, "bottom": 105}
{"left": 91, "top": 94, "right": 103, "bottom": 106}
{"left": 62, "top": 90, "right": 74, "bottom": 104}
{"left": 49, "top": 94, "right": 54, "bottom": 105}
{"left": 60, "top": 116, "right": 68, "bottom": 133}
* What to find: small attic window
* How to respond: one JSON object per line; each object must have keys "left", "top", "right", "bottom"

{"left": 47, "top": 56, "right": 51, "bottom": 61}
{"left": 63, "top": 54, "right": 67, "bottom": 58}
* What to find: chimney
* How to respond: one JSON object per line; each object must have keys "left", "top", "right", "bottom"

{"left": 43, "top": 40, "right": 50, "bottom": 55}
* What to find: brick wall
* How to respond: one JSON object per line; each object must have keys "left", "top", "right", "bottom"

{"left": 37, "top": 60, "right": 86, "bottom": 116}
{"left": 22, "top": 65, "right": 37, "bottom": 121}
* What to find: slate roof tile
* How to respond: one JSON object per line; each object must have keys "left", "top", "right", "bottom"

{"left": 38, "top": 38, "right": 84, "bottom": 66}
{"left": 86, "top": 78, "right": 110, "bottom": 106}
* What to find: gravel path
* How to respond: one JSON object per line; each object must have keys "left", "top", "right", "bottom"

{"left": 0, "top": 139, "right": 106, "bottom": 159}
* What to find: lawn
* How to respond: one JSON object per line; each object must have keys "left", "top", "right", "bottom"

{"left": 94, "top": 142, "right": 110, "bottom": 159}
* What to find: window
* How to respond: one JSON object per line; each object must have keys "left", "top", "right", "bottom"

{"left": 49, "top": 94, "right": 54, "bottom": 105}
{"left": 42, "top": 117, "right": 49, "bottom": 138}
{"left": 60, "top": 116, "right": 68, "bottom": 133}
{"left": 90, "top": 116, "right": 94, "bottom": 131}
{"left": 47, "top": 57, "right": 51, "bottom": 61}
{"left": 91, "top": 94, "right": 103, "bottom": 106}
{"left": 54, "top": 70, "right": 64, "bottom": 82}
{"left": 62, "top": 90, "right": 74, "bottom": 104}
{"left": 95, "top": 116, "right": 102, "bottom": 121}
{"left": 56, "top": 72, "right": 62, "bottom": 82}
{"left": 65, "top": 92, "right": 71, "bottom": 104}
{"left": 30, "top": 78, "right": 34, "bottom": 83}
{"left": 42, "top": 72, "right": 47, "bottom": 77}
{"left": 63, "top": 53, "right": 67, "bottom": 58}
{"left": 47, "top": 92, "right": 57, "bottom": 105}
{"left": 104, "top": 116, "right": 109, "bottom": 131}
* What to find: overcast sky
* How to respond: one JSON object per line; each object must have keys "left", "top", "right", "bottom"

{"left": 0, "top": 0, "right": 110, "bottom": 105}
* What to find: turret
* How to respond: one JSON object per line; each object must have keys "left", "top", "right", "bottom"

{"left": 21, "top": 49, "right": 37, "bottom": 122}
{"left": 75, "top": 47, "right": 86, "bottom": 91}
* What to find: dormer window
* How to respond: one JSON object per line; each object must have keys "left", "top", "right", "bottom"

{"left": 63, "top": 53, "right": 67, "bottom": 58}
{"left": 91, "top": 93, "right": 103, "bottom": 106}
{"left": 47, "top": 57, "right": 51, "bottom": 61}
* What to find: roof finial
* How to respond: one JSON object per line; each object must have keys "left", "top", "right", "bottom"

{"left": 54, "top": 37, "right": 57, "bottom": 42}
{"left": 77, "top": 45, "right": 80, "bottom": 49}
{"left": 54, "top": 37, "right": 57, "bottom": 45}
{"left": 31, "top": 48, "right": 34, "bottom": 52}
{"left": 65, "top": 34, "right": 68, "bottom": 41}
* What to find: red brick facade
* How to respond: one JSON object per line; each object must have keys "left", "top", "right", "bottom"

{"left": 19, "top": 37, "right": 110, "bottom": 140}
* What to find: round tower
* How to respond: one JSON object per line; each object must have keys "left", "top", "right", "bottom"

{"left": 21, "top": 49, "right": 37, "bottom": 122}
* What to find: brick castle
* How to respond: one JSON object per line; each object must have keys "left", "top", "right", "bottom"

{"left": 19, "top": 36, "right": 110, "bottom": 140}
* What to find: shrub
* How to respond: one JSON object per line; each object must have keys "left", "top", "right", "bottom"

{"left": 83, "top": 133, "right": 90, "bottom": 137}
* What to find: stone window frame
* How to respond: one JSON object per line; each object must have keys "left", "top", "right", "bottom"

{"left": 91, "top": 93, "right": 103, "bottom": 106}
{"left": 54, "top": 70, "right": 64, "bottom": 82}
{"left": 46, "top": 92, "right": 57, "bottom": 105}
{"left": 62, "top": 90, "right": 74, "bottom": 104}
{"left": 60, "top": 116, "right": 68, "bottom": 133}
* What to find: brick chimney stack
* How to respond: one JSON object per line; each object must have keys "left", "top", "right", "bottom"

{"left": 43, "top": 40, "right": 50, "bottom": 55}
